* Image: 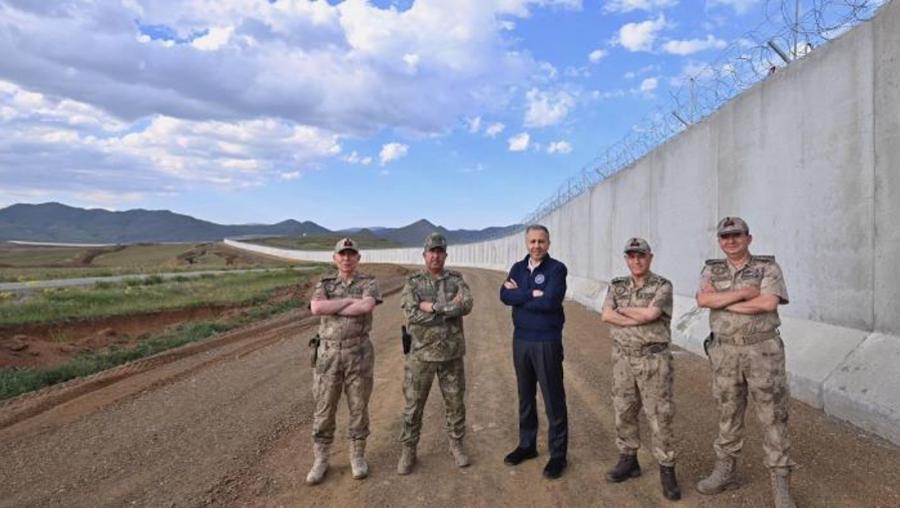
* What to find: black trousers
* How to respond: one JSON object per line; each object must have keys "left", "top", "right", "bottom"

{"left": 513, "top": 339, "right": 568, "bottom": 459}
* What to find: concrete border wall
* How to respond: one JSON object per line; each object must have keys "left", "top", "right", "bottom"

{"left": 224, "top": 0, "right": 900, "bottom": 446}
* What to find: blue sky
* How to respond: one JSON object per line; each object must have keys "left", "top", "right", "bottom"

{"left": 0, "top": 0, "right": 800, "bottom": 229}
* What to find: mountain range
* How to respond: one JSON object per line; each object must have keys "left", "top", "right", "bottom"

{"left": 0, "top": 203, "right": 521, "bottom": 246}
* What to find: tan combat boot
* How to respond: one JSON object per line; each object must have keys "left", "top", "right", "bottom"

{"left": 448, "top": 438, "right": 470, "bottom": 468}
{"left": 350, "top": 439, "right": 369, "bottom": 480}
{"left": 305, "top": 442, "right": 330, "bottom": 485}
{"left": 771, "top": 470, "right": 797, "bottom": 508}
{"left": 696, "top": 456, "right": 737, "bottom": 494}
{"left": 397, "top": 444, "right": 417, "bottom": 475}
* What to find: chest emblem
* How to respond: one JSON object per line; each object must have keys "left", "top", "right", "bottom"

{"left": 535, "top": 274, "right": 545, "bottom": 284}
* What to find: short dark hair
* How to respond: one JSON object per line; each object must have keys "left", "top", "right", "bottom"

{"left": 525, "top": 224, "right": 550, "bottom": 238}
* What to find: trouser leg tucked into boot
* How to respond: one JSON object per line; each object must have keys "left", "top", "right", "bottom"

{"left": 606, "top": 453, "right": 641, "bottom": 483}
{"left": 660, "top": 465, "right": 682, "bottom": 501}
{"left": 397, "top": 444, "right": 417, "bottom": 475}
{"left": 696, "top": 456, "right": 737, "bottom": 494}
{"left": 771, "top": 470, "right": 797, "bottom": 508}
{"left": 449, "top": 438, "right": 470, "bottom": 468}
{"left": 350, "top": 439, "right": 369, "bottom": 480}
{"left": 306, "top": 442, "right": 330, "bottom": 485}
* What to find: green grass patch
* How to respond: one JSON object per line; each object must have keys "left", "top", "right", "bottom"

{"left": 249, "top": 235, "right": 403, "bottom": 250}
{"left": 0, "top": 295, "right": 307, "bottom": 401}
{"left": 0, "top": 242, "right": 301, "bottom": 282}
{"left": 0, "top": 267, "right": 325, "bottom": 327}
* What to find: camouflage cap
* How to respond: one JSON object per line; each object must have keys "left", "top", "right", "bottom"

{"left": 424, "top": 233, "right": 448, "bottom": 251}
{"left": 717, "top": 216, "right": 750, "bottom": 237}
{"left": 624, "top": 237, "right": 652, "bottom": 254}
{"left": 334, "top": 237, "right": 359, "bottom": 254}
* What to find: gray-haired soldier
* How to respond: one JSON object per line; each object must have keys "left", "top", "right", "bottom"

{"left": 306, "top": 238, "right": 382, "bottom": 485}
{"left": 397, "top": 233, "right": 474, "bottom": 474}
{"left": 601, "top": 238, "right": 681, "bottom": 501}
{"left": 696, "top": 217, "right": 796, "bottom": 508}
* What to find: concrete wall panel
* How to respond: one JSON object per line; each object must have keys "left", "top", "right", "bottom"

{"left": 874, "top": 0, "right": 900, "bottom": 335}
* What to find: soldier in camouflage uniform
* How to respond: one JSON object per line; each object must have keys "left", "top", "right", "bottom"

{"left": 601, "top": 238, "right": 681, "bottom": 501}
{"left": 397, "top": 233, "right": 474, "bottom": 475}
{"left": 305, "top": 237, "right": 382, "bottom": 485}
{"left": 696, "top": 217, "right": 796, "bottom": 508}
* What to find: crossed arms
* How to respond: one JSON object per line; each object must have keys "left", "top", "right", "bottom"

{"left": 310, "top": 296, "right": 377, "bottom": 316}
{"left": 696, "top": 283, "right": 779, "bottom": 314}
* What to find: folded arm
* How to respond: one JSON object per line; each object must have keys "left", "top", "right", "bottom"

{"left": 725, "top": 294, "right": 780, "bottom": 314}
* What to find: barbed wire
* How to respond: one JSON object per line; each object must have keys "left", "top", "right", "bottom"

{"left": 517, "top": 0, "right": 889, "bottom": 228}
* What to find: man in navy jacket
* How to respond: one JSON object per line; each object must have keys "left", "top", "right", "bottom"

{"left": 500, "top": 224, "right": 569, "bottom": 479}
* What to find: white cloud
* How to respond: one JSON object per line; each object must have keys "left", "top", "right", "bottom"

{"left": 485, "top": 122, "right": 506, "bottom": 137}
{"left": 508, "top": 132, "right": 530, "bottom": 151}
{"left": 547, "top": 141, "right": 572, "bottom": 154}
{"left": 524, "top": 88, "right": 575, "bottom": 128}
{"left": 343, "top": 151, "right": 373, "bottom": 165}
{"left": 0, "top": 0, "right": 563, "bottom": 137}
{"left": 706, "top": 0, "right": 759, "bottom": 14}
{"left": 281, "top": 171, "right": 301, "bottom": 180}
{"left": 588, "top": 48, "right": 608, "bottom": 63}
{"left": 604, "top": 0, "right": 678, "bottom": 13}
{"left": 191, "top": 26, "right": 234, "bottom": 51}
{"left": 379, "top": 142, "right": 409, "bottom": 165}
{"left": 639, "top": 77, "right": 659, "bottom": 93}
{"left": 467, "top": 116, "right": 482, "bottom": 133}
{"left": 0, "top": 81, "right": 341, "bottom": 203}
{"left": 614, "top": 15, "right": 668, "bottom": 52}
{"left": 662, "top": 35, "right": 727, "bottom": 55}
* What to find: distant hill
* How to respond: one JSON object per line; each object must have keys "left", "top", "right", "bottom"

{"left": 0, "top": 203, "right": 329, "bottom": 243}
{"left": 0, "top": 202, "right": 521, "bottom": 246}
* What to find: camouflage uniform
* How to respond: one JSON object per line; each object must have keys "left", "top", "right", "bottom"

{"left": 700, "top": 255, "right": 795, "bottom": 471}
{"left": 399, "top": 269, "right": 474, "bottom": 446}
{"left": 310, "top": 272, "right": 382, "bottom": 445}
{"left": 602, "top": 271, "right": 677, "bottom": 466}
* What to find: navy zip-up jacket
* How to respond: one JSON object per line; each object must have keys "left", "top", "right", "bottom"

{"left": 499, "top": 254, "right": 568, "bottom": 342}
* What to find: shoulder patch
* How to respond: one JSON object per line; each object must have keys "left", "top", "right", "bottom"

{"left": 318, "top": 273, "right": 338, "bottom": 282}
{"left": 611, "top": 276, "right": 629, "bottom": 285}
{"left": 705, "top": 258, "right": 726, "bottom": 266}
{"left": 445, "top": 269, "right": 463, "bottom": 278}
{"left": 649, "top": 273, "right": 671, "bottom": 286}
{"left": 752, "top": 255, "right": 776, "bottom": 263}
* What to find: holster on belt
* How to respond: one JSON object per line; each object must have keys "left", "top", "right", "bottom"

{"left": 401, "top": 325, "right": 412, "bottom": 355}
{"left": 308, "top": 334, "right": 320, "bottom": 368}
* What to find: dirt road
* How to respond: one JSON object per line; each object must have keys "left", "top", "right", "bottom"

{"left": 1, "top": 267, "right": 898, "bottom": 507}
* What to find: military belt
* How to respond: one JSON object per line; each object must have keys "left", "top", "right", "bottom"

{"left": 714, "top": 330, "right": 778, "bottom": 346}
{"left": 615, "top": 342, "right": 669, "bottom": 357}
{"left": 320, "top": 335, "right": 369, "bottom": 349}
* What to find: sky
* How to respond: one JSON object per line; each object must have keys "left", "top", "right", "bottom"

{"left": 0, "top": 0, "right": 791, "bottom": 230}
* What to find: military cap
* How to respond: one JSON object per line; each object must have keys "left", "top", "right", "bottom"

{"left": 424, "top": 233, "right": 448, "bottom": 251}
{"left": 334, "top": 237, "right": 359, "bottom": 254}
{"left": 624, "top": 237, "right": 652, "bottom": 254}
{"left": 717, "top": 216, "right": 750, "bottom": 237}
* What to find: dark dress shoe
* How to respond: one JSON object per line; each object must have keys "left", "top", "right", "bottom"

{"left": 543, "top": 457, "right": 567, "bottom": 479}
{"left": 504, "top": 446, "right": 538, "bottom": 465}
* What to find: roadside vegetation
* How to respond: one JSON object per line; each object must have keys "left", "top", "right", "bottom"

{"left": 0, "top": 242, "right": 297, "bottom": 282}
{"left": 0, "top": 297, "right": 305, "bottom": 401}
{"left": 0, "top": 265, "right": 327, "bottom": 400}
{"left": 248, "top": 235, "right": 403, "bottom": 250}
{"left": 0, "top": 267, "right": 325, "bottom": 327}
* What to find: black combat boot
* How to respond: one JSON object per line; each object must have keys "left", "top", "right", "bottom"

{"left": 606, "top": 453, "right": 641, "bottom": 482}
{"left": 660, "top": 465, "right": 682, "bottom": 501}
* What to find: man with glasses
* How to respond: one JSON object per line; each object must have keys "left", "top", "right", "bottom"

{"left": 695, "top": 217, "right": 796, "bottom": 508}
